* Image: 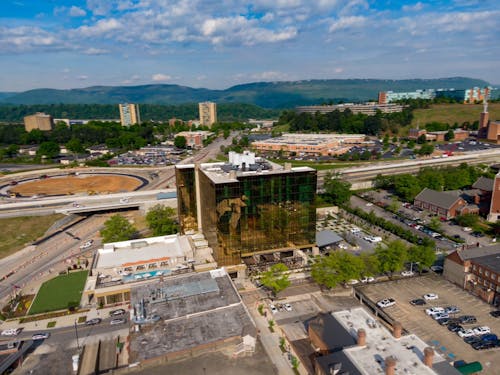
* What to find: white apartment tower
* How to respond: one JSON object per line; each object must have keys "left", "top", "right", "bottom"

{"left": 198, "top": 101, "right": 217, "bottom": 127}
{"left": 119, "top": 103, "right": 141, "bottom": 127}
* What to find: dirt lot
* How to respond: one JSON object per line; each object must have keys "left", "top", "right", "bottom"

{"left": 12, "top": 174, "right": 143, "bottom": 196}
{"left": 356, "top": 274, "right": 500, "bottom": 374}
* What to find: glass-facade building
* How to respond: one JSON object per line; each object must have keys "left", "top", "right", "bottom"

{"left": 176, "top": 157, "right": 317, "bottom": 266}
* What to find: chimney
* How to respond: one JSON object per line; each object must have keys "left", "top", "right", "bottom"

{"left": 385, "top": 356, "right": 396, "bottom": 375}
{"left": 392, "top": 321, "right": 402, "bottom": 339}
{"left": 357, "top": 328, "right": 366, "bottom": 346}
{"left": 423, "top": 347, "right": 434, "bottom": 368}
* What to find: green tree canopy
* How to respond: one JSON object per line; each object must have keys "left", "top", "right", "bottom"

{"left": 37, "top": 141, "right": 60, "bottom": 158}
{"left": 323, "top": 173, "right": 352, "bottom": 206}
{"left": 66, "top": 138, "right": 85, "bottom": 154}
{"left": 455, "top": 214, "right": 479, "bottom": 228}
{"left": 311, "top": 251, "right": 363, "bottom": 288}
{"left": 146, "top": 205, "right": 178, "bottom": 236}
{"left": 418, "top": 143, "right": 434, "bottom": 155}
{"left": 407, "top": 245, "right": 436, "bottom": 270}
{"left": 100, "top": 215, "right": 137, "bottom": 243}
{"left": 260, "top": 263, "right": 291, "bottom": 296}
{"left": 374, "top": 240, "right": 408, "bottom": 276}
{"left": 174, "top": 135, "right": 187, "bottom": 148}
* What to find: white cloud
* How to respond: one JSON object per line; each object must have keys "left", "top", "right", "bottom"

{"left": 328, "top": 16, "right": 366, "bottom": 33}
{"left": 76, "top": 18, "right": 122, "bottom": 37}
{"left": 152, "top": 73, "right": 171, "bottom": 82}
{"left": 122, "top": 74, "right": 141, "bottom": 84}
{"left": 77, "top": 75, "right": 88, "bottom": 80}
{"left": 402, "top": 2, "right": 424, "bottom": 12}
{"left": 251, "top": 71, "right": 289, "bottom": 81}
{"left": 0, "top": 26, "right": 62, "bottom": 53}
{"left": 69, "top": 6, "right": 87, "bottom": 17}
{"left": 83, "top": 47, "right": 108, "bottom": 55}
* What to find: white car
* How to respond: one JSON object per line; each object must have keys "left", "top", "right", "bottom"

{"left": 350, "top": 227, "right": 361, "bottom": 234}
{"left": 473, "top": 326, "right": 491, "bottom": 335}
{"left": 120, "top": 197, "right": 130, "bottom": 204}
{"left": 1, "top": 328, "right": 22, "bottom": 336}
{"left": 462, "top": 227, "right": 472, "bottom": 232}
{"left": 284, "top": 303, "right": 293, "bottom": 312}
{"left": 32, "top": 332, "right": 50, "bottom": 340}
{"left": 270, "top": 304, "right": 278, "bottom": 314}
{"left": 401, "top": 270, "right": 414, "bottom": 277}
{"left": 425, "top": 307, "right": 445, "bottom": 316}
{"left": 347, "top": 279, "right": 359, "bottom": 285}
{"left": 360, "top": 276, "right": 375, "bottom": 283}
{"left": 377, "top": 298, "right": 396, "bottom": 308}
{"left": 79, "top": 239, "right": 94, "bottom": 249}
{"left": 110, "top": 318, "right": 127, "bottom": 325}
{"left": 457, "top": 329, "right": 476, "bottom": 338}
{"left": 423, "top": 293, "right": 439, "bottom": 300}
{"left": 432, "top": 312, "right": 450, "bottom": 320}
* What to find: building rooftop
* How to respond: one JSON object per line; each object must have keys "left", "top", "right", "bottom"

{"left": 414, "top": 188, "right": 461, "bottom": 210}
{"left": 253, "top": 132, "right": 365, "bottom": 146}
{"left": 316, "top": 230, "right": 343, "bottom": 248}
{"left": 472, "top": 176, "right": 494, "bottom": 192}
{"left": 128, "top": 269, "right": 255, "bottom": 362}
{"left": 332, "top": 308, "right": 461, "bottom": 375}
{"left": 453, "top": 243, "right": 500, "bottom": 262}
{"left": 95, "top": 234, "right": 192, "bottom": 269}
{"left": 470, "top": 252, "right": 500, "bottom": 272}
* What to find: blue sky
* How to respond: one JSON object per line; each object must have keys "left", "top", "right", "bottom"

{"left": 0, "top": 0, "right": 499, "bottom": 91}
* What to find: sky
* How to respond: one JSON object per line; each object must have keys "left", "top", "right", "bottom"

{"left": 0, "top": 0, "right": 499, "bottom": 92}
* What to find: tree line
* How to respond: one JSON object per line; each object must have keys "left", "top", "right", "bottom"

{"left": 0, "top": 103, "right": 279, "bottom": 123}
{"left": 374, "top": 164, "right": 494, "bottom": 202}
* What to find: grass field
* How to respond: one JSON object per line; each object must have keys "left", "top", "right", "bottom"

{"left": 0, "top": 214, "right": 64, "bottom": 259}
{"left": 411, "top": 103, "right": 500, "bottom": 127}
{"left": 28, "top": 270, "right": 88, "bottom": 315}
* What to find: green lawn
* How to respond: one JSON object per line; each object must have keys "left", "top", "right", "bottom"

{"left": 29, "top": 270, "right": 88, "bottom": 315}
{"left": 0, "top": 214, "right": 64, "bottom": 259}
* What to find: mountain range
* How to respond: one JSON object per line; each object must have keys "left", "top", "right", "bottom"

{"left": 0, "top": 77, "right": 490, "bottom": 109}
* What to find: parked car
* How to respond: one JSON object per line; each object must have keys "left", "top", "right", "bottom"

{"left": 430, "top": 266, "right": 444, "bottom": 274}
{"left": 473, "top": 326, "right": 491, "bottom": 335}
{"left": 458, "top": 315, "right": 477, "bottom": 324}
{"left": 110, "top": 309, "right": 126, "bottom": 317}
{"left": 490, "top": 310, "right": 500, "bottom": 318}
{"left": 444, "top": 306, "right": 460, "bottom": 314}
{"left": 462, "top": 227, "right": 472, "bottom": 232}
{"left": 401, "top": 270, "right": 414, "bottom": 277}
{"left": 110, "top": 318, "right": 127, "bottom": 325}
{"left": 426, "top": 307, "right": 445, "bottom": 316}
{"left": 423, "top": 293, "right": 439, "bottom": 300}
{"left": 457, "top": 329, "right": 476, "bottom": 338}
{"left": 270, "top": 304, "right": 278, "bottom": 314}
{"left": 472, "top": 340, "right": 500, "bottom": 350}
{"left": 448, "top": 323, "right": 463, "bottom": 333}
{"left": 360, "top": 276, "right": 375, "bottom": 283}
{"left": 284, "top": 303, "right": 293, "bottom": 312}
{"left": 347, "top": 279, "right": 359, "bottom": 285}
{"left": 32, "top": 332, "right": 50, "bottom": 340}
{"left": 85, "top": 318, "right": 102, "bottom": 326}
{"left": 433, "top": 312, "right": 450, "bottom": 320}
{"left": 410, "top": 298, "right": 426, "bottom": 306}
{"left": 377, "top": 298, "right": 396, "bottom": 308}
{"left": 1, "top": 328, "right": 22, "bottom": 336}
{"left": 79, "top": 240, "right": 94, "bottom": 250}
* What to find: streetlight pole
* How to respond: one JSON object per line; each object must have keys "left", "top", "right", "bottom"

{"left": 74, "top": 320, "right": 80, "bottom": 350}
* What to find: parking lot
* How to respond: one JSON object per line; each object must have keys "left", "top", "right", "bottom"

{"left": 357, "top": 274, "right": 500, "bottom": 373}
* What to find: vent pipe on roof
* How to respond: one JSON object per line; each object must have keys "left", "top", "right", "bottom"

{"left": 385, "top": 356, "right": 396, "bottom": 375}
{"left": 392, "top": 321, "right": 402, "bottom": 339}
{"left": 424, "top": 347, "right": 434, "bottom": 368}
{"left": 357, "top": 328, "right": 366, "bottom": 346}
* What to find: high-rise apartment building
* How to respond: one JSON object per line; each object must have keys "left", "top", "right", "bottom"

{"left": 119, "top": 103, "right": 141, "bottom": 127}
{"left": 176, "top": 151, "right": 317, "bottom": 266}
{"left": 23, "top": 112, "right": 54, "bottom": 132}
{"left": 198, "top": 101, "right": 217, "bottom": 127}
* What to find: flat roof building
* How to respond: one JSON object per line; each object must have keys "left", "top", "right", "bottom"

{"left": 296, "top": 103, "right": 405, "bottom": 115}
{"left": 119, "top": 103, "right": 141, "bottom": 127}
{"left": 128, "top": 269, "right": 256, "bottom": 364}
{"left": 252, "top": 133, "right": 366, "bottom": 157}
{"left": 176, "top": 151, "right": 317, "bottom": 266}
{"left": 23, "top": 112, "right": 54, "bottom": 132}
{"left": 199, "top": 101, "right": 217, "bottom": 127}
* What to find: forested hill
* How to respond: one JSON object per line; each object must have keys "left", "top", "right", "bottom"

{"left": 0, "top": 103, "right": 280, "bottom": 123}
{"left": 0, "top": 77, "right": 489, "bottom": 109}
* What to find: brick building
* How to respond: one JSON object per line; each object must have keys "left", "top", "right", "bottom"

{"left": 413, "top": 188, "right": 466, "bottom": 219}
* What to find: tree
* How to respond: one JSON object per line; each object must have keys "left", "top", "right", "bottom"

{"left": 455, "top": 214, "right": 479, "bottom": 228}
{"left": 146, "top": 205, "right": 178, "bottom": 236}
{"left": 427, "top": 217, "right": 441, "bottom": 232}
{"left": 66, "top": 138, "right": 85, "bottom": 154}
{"left": 311, "top": 251, "right": 363, "bottom": 288}
{"left": 417, "top": 134, "right": 427, "bottom": 144}
{"left": 407, "top": 245, "right": 436, "bottom": 270}
{"left": 418, "top": 143, "right": 434, "bottom": 156}
{"left": 445, "top": 129, "right": 454, "bottom": 141}
{"left": 174, "top": 135, "right": 187, "bottom": 148}
{"left": 374, "top": 240, "right": 407, "bottom": 276}
{"left": 323, "top": 173, "right": 352, "bottom": 206}
{"left": 37, "top": 141, "right": 60, "bottom": 159}
{"left": 100, "top": 215, "right": 137, "bottom": 243}
{"left": 260, "top": 263, "right": 290, "bottom": 296}
{"left": 359, "top": 252, "right": 380, "bottom": 277}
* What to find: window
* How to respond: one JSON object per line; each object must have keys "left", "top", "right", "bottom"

{"left": 478, "top": 267, "right": 483, "bottom": 274}
{"left": 485, "top": 270, "right": 490, "bottom": 277}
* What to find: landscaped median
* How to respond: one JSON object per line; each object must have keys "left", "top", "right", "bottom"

{"left": 28, "top": 270, "right": 88, "bottom": 315}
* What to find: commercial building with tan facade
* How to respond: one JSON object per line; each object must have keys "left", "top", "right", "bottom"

{"left": 198, "top": 101, "right": 217, "bottom": 127}
{"left": 23, "top": 112, "right": 54, "bottom": 132}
